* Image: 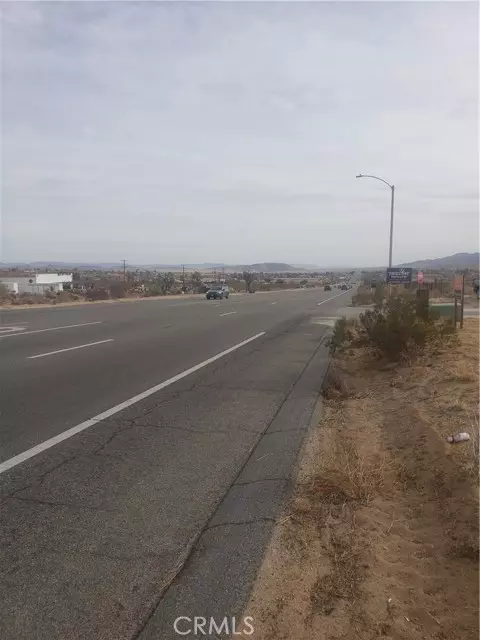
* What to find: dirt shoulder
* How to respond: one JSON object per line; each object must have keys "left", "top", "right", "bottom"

{"left": 243, "top": 319, "right": 479, "bottom": 640}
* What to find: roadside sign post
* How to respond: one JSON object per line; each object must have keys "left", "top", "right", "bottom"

{"left": 453, "top": 274, "right": 463, "bottom": 328}
{"left": 460, "top": 272, "right": 466, "bottom": 329}
{"left": 416, "top": 288, "right": 429, "bottom": 320}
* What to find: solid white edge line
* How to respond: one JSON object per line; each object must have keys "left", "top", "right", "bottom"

{"left": 0, "top": 321, "right": 102, "bottom": 339}
{"left": 28, "top": 339, "right": 114, "bottom": 360}
{"left": 317, "top": 290, "right": 350, "bottom": 306}
{"left": 219, "top": 311, "right": 236, "bottom": 317}
{"left": 0, "top": 331, "right": 266, "bottom": 474}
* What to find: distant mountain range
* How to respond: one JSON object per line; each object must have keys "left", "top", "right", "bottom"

{"left": 236, "top": 262, "right": 298, "bottom": 272}
{"left": 5, "top": 254, "right": 476, "bottom": 272}
{"left": 398, "top": 252, "right": 479, "bottom": 269}
{"left": 0, "top": 261, "right": 126, "bottom": 270}
{"left": 0, "top": 260, "right": 316, "bottom": 273}
{"left": 0, "top": 261, "right": 228, "bottom": 271}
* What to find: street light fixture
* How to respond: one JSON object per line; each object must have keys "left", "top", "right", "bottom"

{"left": 356, "top": 173, "right": 395, "bottom": 268}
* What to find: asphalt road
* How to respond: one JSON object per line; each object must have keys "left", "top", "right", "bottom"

{"left": 0, "top": 287, "right": 353, "bottom": 640}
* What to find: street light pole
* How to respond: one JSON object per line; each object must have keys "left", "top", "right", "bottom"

{"left": 388, "top": 184, "right": 395, "bottom": 269}
{"left": 356, "top": 174, "right": 395, "bottom": 268}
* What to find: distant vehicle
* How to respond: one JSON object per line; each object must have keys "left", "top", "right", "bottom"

{"left": 324, "top": 284, "right": 332, "bottom": 291}
{"left": 340, "top": 284, "right": 348, "bottom": 291}
{"left": 206, "top": 285, "right": 229, "bottom": 300}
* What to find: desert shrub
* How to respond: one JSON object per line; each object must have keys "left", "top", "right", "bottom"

{"left": 56, "top": 291, "right": 79, "bottom": 303}
{"left": 109, "top": 282, "right": 128, "bottom": 299}
{"left": 330, "top": 317, "right": 357, "bottom": 353}
{"left": 0, "top": 283, "right": 10, "bottom": 299}
{"left": 331, "top": 294, "right": 456, "bottom": 361}
{"left": 144, "top": 285, "right": 162, "bottom": 297}
{"left": 11, "top": 293, "right": 49, "bottom": 305}
{"left": 358, "top": 294, "right": 455, "bottom": 361}
{"left": 323, "top": 364, "right": 352, "bottom": 399}
{"left": 44, "top": 288, "right": 57, "bottom": 300}
{"left": 373, "top": 283, "right": 386, "bottom": 308}
{"left": 85, "top": 288, "right": 109, "bottom": 301}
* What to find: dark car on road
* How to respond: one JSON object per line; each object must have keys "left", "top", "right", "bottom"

{"left": 340, "top": 284, "right": 348, "bottom": 291}
{"left": 324, "top": 284, "right": 332, "bottom": 291}
{"left": 206, "top": 285, "right": 230, "bottom": 300}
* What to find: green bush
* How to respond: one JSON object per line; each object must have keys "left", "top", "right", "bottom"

{"left": 330, "top": 294, "right": 456, "bottom": 361}
{"left": 358, "top": 294, "right": 455, "bottom": 361}
{"left": 330, "top": 317, "right": 356, "bottom": 353}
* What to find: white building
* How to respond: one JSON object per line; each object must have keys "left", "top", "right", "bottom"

{"left": 0, "top": 273, "right": 73, "bottom": 295}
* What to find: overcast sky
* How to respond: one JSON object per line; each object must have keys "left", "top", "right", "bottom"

{"left": 1, "top": 1, "right": 478, "bottom": 267}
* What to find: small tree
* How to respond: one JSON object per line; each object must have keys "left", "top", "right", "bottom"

{"left": 191, "top": 271, "right": 203, "bottom": 293}
{"left": 243, "top": 270, "right": 256, "bottom": 293}
{"left": 156, "top": 272, "right": 175, "bottom": 295}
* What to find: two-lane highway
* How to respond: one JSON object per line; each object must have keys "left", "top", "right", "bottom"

{"left": 0, "top": 287, "right": 352, "bottom": 640}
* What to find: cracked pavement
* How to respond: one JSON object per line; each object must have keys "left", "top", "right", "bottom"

{"left": 0, "top": 288, "right": 351, "bottom": 639}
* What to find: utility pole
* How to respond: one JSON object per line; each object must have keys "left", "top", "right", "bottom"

{"left": 121, "top": 260, "right": 127, "bottom": 283}
{"left": 182, "top": 264, "right": 185, "bottom": 292}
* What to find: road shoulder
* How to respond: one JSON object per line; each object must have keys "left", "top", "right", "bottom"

{"left": 242, "top": 319, "right": 479, "bottom": 640}
{"left": 137, "top": 323, "right": 331, "bottom": 640}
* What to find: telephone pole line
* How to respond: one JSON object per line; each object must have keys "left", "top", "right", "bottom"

{"left": 121, "top": 260, "right": 127, "bottom": 283}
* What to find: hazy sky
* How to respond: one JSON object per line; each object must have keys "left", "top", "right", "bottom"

{"left": 1, "top": 1, "right": 478, "bottom": 267}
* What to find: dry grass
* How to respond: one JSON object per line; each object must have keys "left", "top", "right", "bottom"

{"left": 444, "top": 359, "right": 478, "bottom": 383}
{"left": 243, "top": 319, "right": 479, "bottom": 640}
{"left": 309, "top": 524, "right": 368, "bottom": 618}
{"left": 464, "top": 412, "right": 480, "bottom": 478}
{"left": 395, "top": 318, "right": 479, "bottom": 480}
{"left": 322, "top": 365, "right": 352, "bottom": 400}
{"left": 315, "top": 441, "right": 393, "bottom": 504}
